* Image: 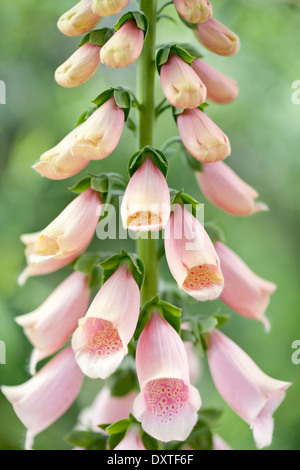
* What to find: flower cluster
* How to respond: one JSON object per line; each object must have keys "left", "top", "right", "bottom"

{"left": 2, "top": 0, "right": 291, "bottom": 452}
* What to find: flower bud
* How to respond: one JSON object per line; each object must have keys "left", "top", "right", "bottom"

{"left": 1, "top": 347, "right": 83, "bottom": 450}
{"left": 177, "top": 108, "right": 231, "bottom": 163}
{"left": 165, "top": 204, "right": 224, "bottom": 301}
{"left": 16, "top": 272, "right": 91, "bottom": 375}
{"left": 72, "top": 264, "right": 140, "bottom": 379}
{"left": 196, "top": 18, "right": 240, "bottom": 57}
{"left": 160, "top": 54, "right": 207, "bottom": 109}
{"left": 92, "top": 0, "right": 129, "bottom": 17}
{"left": 72, "top": 97, "right": 125, "bottom": 160}
{"left": 192, "top": 59, "right": 239, "bottom": 104}
{"left": 58, "top": 0, "right": 101, "bottom": 37}
{"left": 173, "top": 0, "right": 212, "bottom": 24}
{"left": 121, "top": 157, "right": 171, "bottom": 232}
{"left": 100, "top": 19, "right": 144, "bottom": 68}
{"left": 115, "top": 427, "right": 146, "bottom": 450}
{"left": 214, "top": 242, "right": 277, "bottom": 331}
{"left": 213, "top": 435, "right": 232, "bottom": 451}
{"left": 207, "top": 329, "right": 291, "bottom": 449}
{"left": 133, "top": 312, "right": 202, "bottom": 442}
{"left": 55, "top": 42, "right": 101, "bottom": 88}
{"left": 196, "top": 161, "right": 268, "bottom": 216}
{"left": 33, "top": 126, "right": 89, "bottom": 180}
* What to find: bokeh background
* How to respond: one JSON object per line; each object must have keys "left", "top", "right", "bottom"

{"left": 0, "top": 0, "right": 300, "bottom": 450}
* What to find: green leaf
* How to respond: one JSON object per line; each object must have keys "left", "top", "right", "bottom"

{"left": 89, "top": 266, "right": 102, "bottom": 290}
{"left": 113, "top": 87, "right": 132, "bottom": 121}
{"left": 142, "top": 432, "right": 160, "bottom": 450}
{"left": 78, "top": 33, "right": 91, "bottom": 48}
{"left": 64, "top": 431, "right": 107, "bottom": 450}
{"left": 73, "top": 252, "right": 103, "bottom": 275}
{"left": 156, "top": 43, "right": 195, "bottom": 74}
{"left": 106, "top": 419, "right": 132, "bottom": 435}
{"left": 215, "top": 314, "right": 230, "bottom": 328}
{"left": 128, "top": 145, "right": 168, "bottom": 178}
{"left": 135, "top": 296, "right": 182, "bottom": 339}
{"left": 114, "top": 10, "right": 149, "bottom": 37}
{"left": 170, "top": 189, "right": 203, "bottom": 218}
{"left": 108, "top": 369, "right": 138, "bottom": 397}
{"left": 100, "top": 250, "right": 145, "bottom": 290}
{"left": 108, "top": 431, "right": 127, "bottom": 450}
{"left": 186, "top": 420, "right": 213, "bottom": 450}
{"left": 75, "top": 108, "right": 96, "bottom": 127}
{"left": 69, "top": 177, "right": 91, "bottom": 194}
{"left": 89, "top": 28, "right": 114, "bottom": 46}
{"left": 92, "top": 89, "right": 114, "bottom": 107}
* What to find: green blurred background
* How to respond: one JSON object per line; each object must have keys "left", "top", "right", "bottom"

{"left": 0, "top": 0, "right": 300, "bottom": 450}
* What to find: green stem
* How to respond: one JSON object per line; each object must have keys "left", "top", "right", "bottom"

{"left": 137, "top": 0, "right": 158, "bottom": 304}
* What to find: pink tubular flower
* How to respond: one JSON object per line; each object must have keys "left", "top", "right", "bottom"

{"left": 55, "top": 42, "right": 101, "bottom": 88}
{"left": 177, "top": 108, "right": 231, "bottom": 163}
{"left": 196, "top": 18, "right": 240, "bottom": 57}
{"left": 92, "top": 0, "right": 129, "bottom": 17}
{"left": 196, "top": 161, "right": 268, "bottom": 216}
{"left": 173, "top": 0, "right": 212, "bottom": 24}
{"left": 165, "top": 204, "right": 224, "bottom": 301}
{"left": 72, "top": 97, "right": 125, "bottom": 160}
{"left": 115, "top": 427, "right": 146, "bottom": 450}
{"left": 207, "top": 329, "right": 291, "bottom": 449}
{"left": 213, "top": 434, "right": 232, "bottom": 451}
{"left": 121, "top": 157, "right": 171, "bottom": 232}
{"left": 214, "top": 242, "right": 276, "bottom": 331}
{"left": 1, "top": 347, "right": 84, "bottom": 450}
{"left": 57, "top": 0, "right": 101, "bottom": 37}
{"left": 15, "top": 272, "right": 91, "bottom": 375}
{"left": 100, "top": 20, "right": 144, "bottom": 68}
{"left": 72, "top": 264, "right": 140, "bottom": 379}
{"left": 33, "top": 126, "right": 89, "bottom": 180}
{"left": 192, "top": 59, "right": 239, "bottom": 104}
{"left": 160, "top": 54, "right": 207, "bottom": 109}
{"left": 133, "top": 312, "right": 201, "bottom": 442}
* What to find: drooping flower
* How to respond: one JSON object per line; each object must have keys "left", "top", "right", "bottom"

{"left": 177, "top": 108, "right": 231, "bottom": 163}
{"left": 16, "top": 271, "right": 91, "bottom": 375}
{"left": 100, "top": 19, "right": 144, "bottom": 68}
{"left": 196, "top": 161, "right": 268, "bottom": 216}
{"left": 115, "top": 426, "right": 146, "bottom": 450}
{"left": 121, "top": 157, "right": 171, "bottom": 232}
{"left": 173, "top": 0, "right": 213, "bottom": 24}
{"left": 214, "top": 242, "right": 276, "bottom": 331}
{"left": 1, "top": 347, "right": 84, "bottom": 450}
{"left": 160, "top": 53, "right": 207, "bottom": 109}
{"left": 92, "top": 0, "right": 129, "bottom": 17}
{"left": 57, "top": 0, "right": 101, "bottom": 37}
{"left": 72, "top": 264, "right": 140, "bottom": 379}
{"left": 33, "top": 126, "right": 89, "bottom": 180}
{"left": 72, "top": 97, "right": 125, "bottom": 160}
{"left": 195, "top": 18, "right": 240, "bottom": 57}
{"left": 133, "top": 312, "right": 202, "bottom": 442}
{"left": 192, "top": 59, "right": 239, "bottom": 104}
{"left": 165, "top": 203, "right": 224, "bottom": 301}
{"left": 207, "top": 329, "right": 291, "bottom": 449}
{"left": 55, "top": 42, "right": 101, "bottom": 88}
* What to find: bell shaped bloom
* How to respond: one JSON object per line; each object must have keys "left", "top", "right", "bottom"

{"left": 55, "top": 42, "right": 101, "bottom": 88}
{"left": 213, "top": 435, "right": 232, "bottom": 451}
{"left": 177, "top": 108, "right": 231, "bottom": 163}
{"left": 173, "top": 0, "right": 212, "bottom": 24}
{"left": 192, "top": 59, "right": 239, "bottom": 104}
{"left": 121, "top": 157, "right": 171, "bottom": 232}
{"left": 57, "top": 0, "right": 101, "bottom": 37}
{"left": 1, "top": 347, "right": 84, "bottom": 450}
{"left": 184, "top": 341, "right": 201, "bottom": 385}
{"left": 78, "top": 387, "right": 137, "bottom": 431}
{"left": 115, "top": 427, "right": 146, "bottom": 450}
{"left": 133, "top": 312, "right": 201, "bottom": 442}
{"left": 207, "top": 329, "right": 291, "bottom": 449}
{"left": 165, "top": 204, "right": 224, "bottom": 301}
{"left": 196, "top": 161, "right": 268, "bottom": 216}
{"left": 196, "top": 18, "right": 240, "bottom": 57}
{"left": 72, "top": 97, "right": 125, "bottom": 160}
{"left": 72, "top": 264, "right": 140, "bottom": 379}
{"left": 214, "top": 242, "right": 276, "bottom": 331}
{"left": 26, "top": 188, "right": 101, "bottom": 265}
{"left": 160, "top": 54, "right": 207, "bottom": 109}
{"left": 15, "top": 272, "right": 91, "bottom": 375}
{"left": 92, "top": 0, "right": 129, "bottom": 17}
{"left": 33, "top": 126, "right": 89, "bottom": 180}
{"left": 100, "top": 20, "right": 144, "bottom": 68}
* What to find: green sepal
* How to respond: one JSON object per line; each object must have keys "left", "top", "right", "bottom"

{"left": 142, "top": 432, "right": 160, "bottom": 450}
{"left": 198, "top": 101, "right": 210, "bottom": 112}
{"left": 178, "top": 15, "right": 197, "bottom": 30}
{"left": 69, "top": 177, "right": 91, "bottom": 194}
{"left": 128, "top": 145, "right": 168, "bottom": 178}
{"left": 108, "top": 368, "right": 138, "bottom": 397}
{"left": 100, "top": 250, "right": 145, "bottom": 290}
{"left": 105, "top": 419, "right": 132, "bottom": 435}
{"left": 186, "top": 420, "right": 213, "bottom": 450}
{"left": 114, "top": 10, "right": 149, "bottom": 37}
{"left": 186, "top": 151, "right": 203, "bottom": 172}
{"left": 156, "top": 43, "right": 196, "bottom": 74}
{"left": 69, "top": 172, "right": 127, "bottom": 204}
{"left": 78, "top": 28, "right": 114, "bottom": 47}
{"left": 71, "top": 252, "right": 104, "bottom": 290}
{"left": 75, "top": 107, "right": 96, "bottom": 127}
{"left": 92, "top": 87, "right": 132, "bottom": 121}
{"left": 170, "top": 189, "right": 203, "bottom": 218}
{"left": 64, "top": 430, "right": 107, "bottom": 450}
{"left": 108, "top": 431, "right": 127, "bottom": 450}
{"left": 204, "top": 221, "right": 226, "bottom": 244}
